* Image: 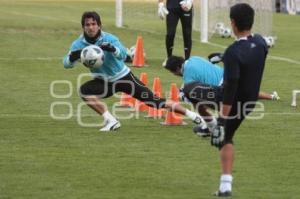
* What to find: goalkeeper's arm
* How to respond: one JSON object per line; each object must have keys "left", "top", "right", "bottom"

{"left": 180, "top": 0, "right": 193, "bottom": 12}
{"left": 63, "top": 49, "right": 81, "bottom": 69}
{"left": 158, "top": 0, "right": 169, "bottom": 20}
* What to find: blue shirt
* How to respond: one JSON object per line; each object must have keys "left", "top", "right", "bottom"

{"left": 63, "top": 31, "right": 130, "bottom": 82}
{"left": 182, "top": 56, "right": 224, "bottom": 86}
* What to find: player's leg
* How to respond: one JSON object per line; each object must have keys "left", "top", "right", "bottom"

{"left": 258, "top": 91, "right": 280, "bottom": 100}
{"left": 165, "top": 9, "right": 180, "bottom": 58}
{"left": 115, "top": 72, "right": 202, "bottom": 124}
{"left": 80, "top": 78, "right": 120, "bottom": 131}
{"left": 179, "top": 9, "right": 193, "bottom": 59}
{"left": 216, "top": 102, "right": 253, "bottom": 196}
{"left": 182, "top": 82, "right": 221, "bottom": 136}
{"left": 183, "top": 82, "right": 221, "bottom": 121}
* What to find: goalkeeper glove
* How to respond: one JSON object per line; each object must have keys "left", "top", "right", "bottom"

{"left": 211, "top": 117, "right": 225, "bottom": 148}
{"left": 208, "top": 52, "right": 223, "bottom": 64}
{"left": 100, "top": 42, "right": 116, "bottom": 53}
{"left": 180, "top": 0, "right": 193, "bottom": 12}
{"left": 158, "top": 2, "right": 169, "bottom": 20}
{"left": 69, "top": 49, "right": 82, "bottom": 63}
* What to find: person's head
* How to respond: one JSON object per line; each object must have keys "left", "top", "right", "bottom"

{"left": 164, "top": 56, "right": 185, "bottom": 76}
{"left": 230, "top": 3, "right": 254, "bottom": 35}
{"left": 81, "top": 11, "right": 102, "bottom": 43}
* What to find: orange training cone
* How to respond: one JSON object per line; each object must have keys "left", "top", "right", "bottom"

{"left": 135, "top": 73, "right": 149, "bottom": 112}
{"left": 132, "top": 35, "right": 145, "bottom": 67}
{"left": 161, "top": 83, "right": 187, "bottom": 125}
{"left": 146, "top": 77, "right": 164, "bottom": 118}
{"left": 140, "top": 72, "right": 148, "bottom": 85}
{"left": 117, "top": 92, "right": 135, "bottom": 107}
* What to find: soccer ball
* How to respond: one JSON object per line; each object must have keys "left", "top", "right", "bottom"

{"left": 221, "top": 28, "right": 232, "bottom": 38}
{"left": 128, "top": 45, "right": 136, "bottom": 59}
{"left": 215, "top": 22, "right": 225, "bottom": 35}
{"left": 80, "top": 45, "right": 104, "bottom": 69}
{"left": 127, "top": 45, "right": 146, "bottom": 60}
{"left": 263, "top": 36, "right": 275, "bottom": 48}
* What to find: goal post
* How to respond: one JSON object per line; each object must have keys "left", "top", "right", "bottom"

{"left": 116, "top": 0, "right": 122, "bottom": 27}
{"left": 198, "top": 0, "right": 275, "bottom": 43}
{"left": 116, "top": 0, "right": 274, "bottom": 43}
{"left": 200, "top": 0, "right": 208, "bottom": 43}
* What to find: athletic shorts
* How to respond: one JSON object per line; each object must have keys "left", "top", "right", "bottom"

{"left": 80, "top": 72, "right": 166, "bottom": 109}
{"left": 183, "top": 81, "right": 255, "bottom": 143}
{"left": 182, "top": 81, "right": 223, "bottom": 109}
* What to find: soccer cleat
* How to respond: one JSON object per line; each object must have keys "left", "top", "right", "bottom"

{"left": 193, "top": 125, "right": 211, "bottom": 137}
{"left": 271, "top": 91, "right": 280, "bottom": 100}
{"left": 99, "top": 120, "right": 121, "bottom": 132}
{"left": 162, "top": 58, "right": 167, "bottom": 67}
{"left": 213, "top": 190, "right": 232, "bottom": 197}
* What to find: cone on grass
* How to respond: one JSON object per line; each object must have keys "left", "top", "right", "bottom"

{"left": 139, "top": 72, "right": 148, "bottom": 85}
{"left": 146, "top": 77, "right": 164, "bottom": 118}
{"left": 161, "top": 83, "right": 186, "bottom": 125}
{"left": 132, "top": 35, "right": 145, "bottom": 67}
{"left": 135, "top": 73, "right": 149, "bottom": 112}
{"left": 117, "top": 93, "right": 135, "bottom": 108}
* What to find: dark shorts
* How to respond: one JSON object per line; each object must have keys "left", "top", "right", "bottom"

{"left": 183, "top": 81, "right": 255, "bottom": 143}
{"left": 182, "top": 81, "right": 223, "bottom": 109}
{"left": 80, "top": 72, "right": 166, "bottom": 109}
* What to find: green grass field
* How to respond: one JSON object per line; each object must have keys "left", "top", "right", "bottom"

{"left": 0, "top": 1, "right": 300, "bottom": 198}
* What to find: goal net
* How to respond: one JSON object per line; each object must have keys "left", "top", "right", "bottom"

{"left": 116, "top": 0, "right": 274, "bottom": 43}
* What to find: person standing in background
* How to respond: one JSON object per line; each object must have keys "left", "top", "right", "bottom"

{"left": 158, "top": 0, "right": 193, "bottom": 65}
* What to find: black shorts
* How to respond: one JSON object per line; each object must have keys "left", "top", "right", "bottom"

{"left": 182, "top": 81, "right": 223, "bottom": 109}
{"left": 80, "top": 72, "right": 166, "bottom": 109}
{"left": 183, "top": 81, "right": 255, "bottom": 143}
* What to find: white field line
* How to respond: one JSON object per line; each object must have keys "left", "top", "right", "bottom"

{"left": 207, "top": 42, "right": 300, "bottom": 65}
{"left": 6, "top": 11, "right": 78, "bottom": 24}
{"left": 3, "top": 11, "right": 300, "bottom": 65}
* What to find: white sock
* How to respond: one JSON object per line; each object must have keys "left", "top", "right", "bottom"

{"left": 185, "top": 109, "right": 198, "bottom": 121}
{"left": 102, "top": 111, "right": 117, "bottom": 122}
{"left": 219, "top": 174, "right": 233, "bottom": 192}
{"left": 206, "top": 117, "right": 217, "bottom": 131}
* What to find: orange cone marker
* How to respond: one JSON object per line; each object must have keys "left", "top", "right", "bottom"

{"left": 132, "top": 35, "right": 145, "bottom": 67}
{"left": 161, "top": 83, "right": 187, "bottom": 125}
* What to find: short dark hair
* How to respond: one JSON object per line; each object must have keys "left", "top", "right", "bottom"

{"left": 81, "top": 11, "right": 101, "bottom": 27}
{"left": 164, "top": 56, "right": 185, "bottom": 72}
{"left": 230, "top": 3, "right": 254, "bottom": 32}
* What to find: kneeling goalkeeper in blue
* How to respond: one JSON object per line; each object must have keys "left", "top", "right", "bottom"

{"left": 63, "top": 11, "right": 202, "bottom": 131}
{"left": 166, "top": 3, "right": 270, "bottom": 196}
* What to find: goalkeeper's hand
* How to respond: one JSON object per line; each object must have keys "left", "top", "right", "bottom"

{"left": 100, "top": 42, "right": 116, "bottom": 53}
{"left": 208, "top": 52, "right": 223, "bottom": 64}
{"left": 158, "top": 2, "right": 169, "bottom": 20}
{"left": 211, "top": 117, "right": 225, "bottom": 148}
{"left": 69, "top": 49, "right": 82, "bottom": 63}
{"left": 180, "top": 0, "right": 193, "bottom": 12}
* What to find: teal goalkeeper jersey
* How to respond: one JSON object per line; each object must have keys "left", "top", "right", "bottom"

{"left": 63, "top": 31, "right": 130, "bottom": 82}
{"left": 182, "top": 56, "right": 224, "bottom": 86}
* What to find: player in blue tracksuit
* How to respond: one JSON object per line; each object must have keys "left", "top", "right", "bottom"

{"left": 181, "top": 56, "right": 224, "bottom": 86}
{"left": 63, "top": 27, "right": 129, "bottom": 82}
{"left": 164, "top": 55, "right": 225, "bottom": 136}
{"left": 63, "top": 11, "right": 203, "bottom": 132}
